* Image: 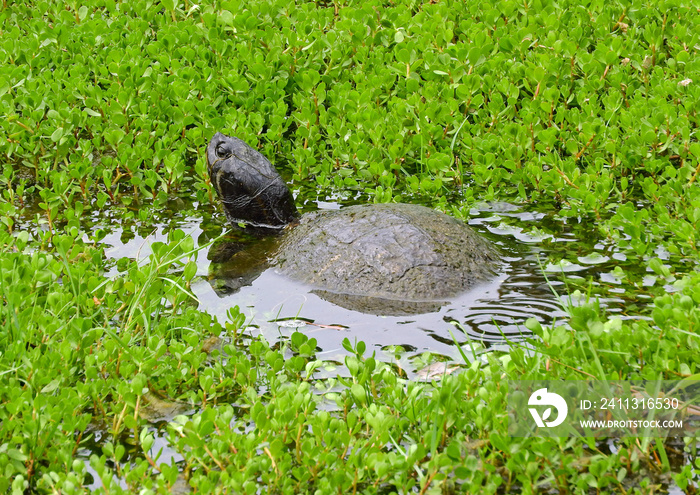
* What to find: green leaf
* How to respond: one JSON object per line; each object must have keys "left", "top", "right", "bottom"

{"left": 7, "top": 449, "right": 27, "bottom": 462}
{"left": 219, "top": 10, "right": 234, "bottom": 26}
{"left": 51, "top": 128, "right": 64, "bottom": 142}
{"left": 351, "top": 384, "right": 366, "bottom": 405}
{"left": 41, "top": 379, "right": 60, "bottom": 394}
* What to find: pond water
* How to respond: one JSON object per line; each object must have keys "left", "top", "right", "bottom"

{"left": 93, "top": 198, "right": 574, "bottom": 372}
{"left": 19, "top": 190, "right": 655, "bottom": 373}
{"left": 15, "top": 190, "right": 692, "bottom": 493}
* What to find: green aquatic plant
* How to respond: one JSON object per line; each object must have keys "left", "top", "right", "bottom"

{"left": 1, "top": 0, "right": 699, "bottom": 492}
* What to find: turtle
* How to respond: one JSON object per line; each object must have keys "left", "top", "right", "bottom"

{"left": 206, "top": 132, "right": 498, "bottom": 315}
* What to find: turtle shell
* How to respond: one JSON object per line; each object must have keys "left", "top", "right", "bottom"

{"left": 206, "top": 133, "right": 499, "bottom": 315}
{"left": 274, "top": 203, "right": 497, "bottom": 306}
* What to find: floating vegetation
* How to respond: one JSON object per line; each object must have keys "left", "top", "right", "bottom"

{"left": 1, "top": 0, "right": 699, "bottom": 493}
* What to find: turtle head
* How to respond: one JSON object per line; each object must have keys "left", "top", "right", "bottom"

{"left": 207, "top": 132, "right": 299, "bottom": 229}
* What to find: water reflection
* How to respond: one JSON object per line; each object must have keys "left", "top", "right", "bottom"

{"left": 16, "top": 198, "right": 582, "bottom": 365}
{"left": 194, "top": 202, "right": 570, "bottom": 366}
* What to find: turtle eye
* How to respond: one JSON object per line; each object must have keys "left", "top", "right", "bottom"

{"left": 216, "top": 142, "right": 232, "bottom": 159}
